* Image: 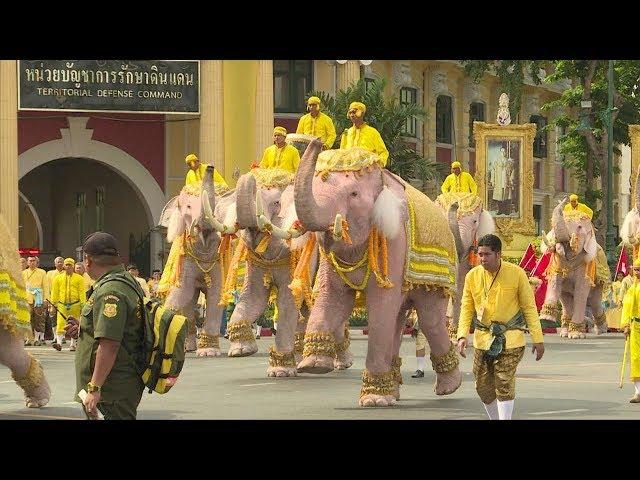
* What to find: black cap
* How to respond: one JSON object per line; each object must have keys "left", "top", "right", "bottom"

{"left": 82, "top": 232, "right": 120, "bottom": 256}
{"left": 126, "top": 263, "right": 139, "bottom": 270}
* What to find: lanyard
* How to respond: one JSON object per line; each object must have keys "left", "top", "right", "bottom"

{"left": 482, "top": 262, "right": 502, "bottom": 301}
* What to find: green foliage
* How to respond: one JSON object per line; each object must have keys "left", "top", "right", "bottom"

{"left": 461, "top": 60, "right": 546, "bottom": 121}
{"left": 502, "top": 255, "right": 521, "bottom": 265}
{"left": 256, "top": 302, "right": 275, "bottom": 329}
{"left": 309, "top": 78, "right": 445, "bottom": 185}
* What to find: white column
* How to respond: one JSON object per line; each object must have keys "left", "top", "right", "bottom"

{"left": 254, "top": 60, "right": 274, "bottom": 162}
{"left": 0, "top": 60, "right": 18, "bottom": 239}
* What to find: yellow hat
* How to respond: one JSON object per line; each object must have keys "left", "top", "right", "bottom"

{"left": 307, "top": 96, "right": 321, "bottom": 106}
{"left": 348, "top": 102, "right": 366, "bottom": 117}
{"left": 273, "top": 126, "right": 287, "bottom": 136}
{"left": 185, "top": 153, "right": 198, "bottom": 165}
{"left": 63, "top": 257, "right": 75, "bottom": 266}
{"left": 451, "top": 161, "right": 461, "bottom": 169}
{"left": 569, "top": 194, "right": 578, "bottom": 201}
{"left": 634, "top": 257, "right": 640, "bottom": 268}
{"left": 316, "top": 147, "right": 385, "bottom": 173}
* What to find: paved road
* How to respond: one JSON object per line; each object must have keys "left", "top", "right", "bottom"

{"left": 0, "top": 331, "right": 637, "bottom": 420}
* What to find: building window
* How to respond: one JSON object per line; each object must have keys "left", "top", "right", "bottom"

{"left": 274, "top": 60, "right": 313, "bottom": 114}
{"left": 530, "top": 114, "right": 548, "bottom": 158}
{"left": 468, "top": 102, "right": 485, "bottom": 147}
{"left": 533, "top": 161, "right": 542, "bottom": 189}
{"left": 533, "top": 204, "right": 542, "bottom": 235}
{"left": 436, "top": 95, "right": 453, "bottom": 144}
{"left": 554, "top": 163, "right": 567, "bottom": 193}
{"left": 400, "top": 87, "right": 417, "bottom": 137}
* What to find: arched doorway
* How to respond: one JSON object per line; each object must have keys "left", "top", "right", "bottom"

{"left": 19, "top": 158, "right": 151, "bottom": 272}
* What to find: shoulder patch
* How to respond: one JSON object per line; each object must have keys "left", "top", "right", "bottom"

{"left": 103, "top": 294, "right": 121, "bottom": 302}
{"left": 103, "top": 303, "right": 118, "bottom": 318}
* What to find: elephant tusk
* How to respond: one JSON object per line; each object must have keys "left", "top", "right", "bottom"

{"left": 268, "top": 221, "right": 303, "bottom": 240}
{"left": 333, "top": 213, "right": 343, "bottom": 240}
{"left": 258, "top": 214, "right": 271, "bottom": 232}
{"left": 202, "top": 191, "right": 235, "bottom": 234}
{"left": 256, "top": 191, "right": 264, "bottom": 218}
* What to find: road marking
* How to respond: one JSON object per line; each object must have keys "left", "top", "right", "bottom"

{"left": 529, "top": 409, "right": 588, "bottom": 416}
{"left": 0, "top": 411, "right": 82, "bottom": 420}
{"left": 521, "top": 362, "right": 617, "bottom": 368}
{"left": 518, "top": 376, "right": 618, "bottom": 385}
{"left": 554, "top": 350, "right": 598, "bottom": 354}
{"left": 0, "top": 380, "right": 14, "bottom": 384}
{"left": 240, "top": 382, "right": 276, "bottom": 387}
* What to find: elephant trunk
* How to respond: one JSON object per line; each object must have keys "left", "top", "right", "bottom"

{"left": 448, "top": 203, "right": 465, "bottom": 260}
{"left": 199, "top": 166, "right": 217, "bottom": 230}
{"left": 635, "top": 167, "right": 640, "bottom": 210}
{"left": 552, "top": 198, "right": 570, "bottom": 243}
{"left": 236, "top": 173, "right": 258, "bottom": 229}
{"left": 294, "top": 138, "right": 333, "bottom": 232}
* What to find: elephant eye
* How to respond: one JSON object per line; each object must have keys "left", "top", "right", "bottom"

{"left": 350, "top": 191, "right": 358, "bottom": 197}
{"left": 273, "top": 201, "right": 280, "bottom": 207}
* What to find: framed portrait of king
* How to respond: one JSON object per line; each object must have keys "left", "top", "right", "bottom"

{"left": 472, "top": 121, "right": 537, "bottom": 238}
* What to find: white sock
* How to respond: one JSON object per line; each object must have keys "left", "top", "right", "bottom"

{"left": 483, "top": 400, "right": 499, "bottom": 420}
{"left": 70, "top": 338, "right": 76, "bottom": 348}
{"left": 56, "top": 334, "right": 64, "bottom": 344}
{"left": 416, "top": 356, "right": 426, "bottom": 371}
{"left": 634, "top": 382, "right": 640, "bottom": 395}
{"left": 497, "top": 399, "right": 515, "bottom": 420}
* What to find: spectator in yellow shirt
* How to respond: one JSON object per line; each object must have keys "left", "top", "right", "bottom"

{"left": 441, "top": 161, "right": 478, "bottom": 195}
{"left": 340, "top": 102, "right": 389, "bottom": 166}
{"left": 259, "top": 126, "right": 301, "bottom": 173}
{"left": 563, "top": 193, "right": 593, "bottom": 220}
{"left": 457, "top": 234, "right": 544, "bottom": 420}
{"left": 50, "top": 258, "right": 86, "bottom": 351}
{"left": 185, "top": 153, "right": 228, "bottom": 188}
{"left": 75, "top": 261, "right": 94, "bottom": 293}
{"left": 22, "top": 256, "right": 49, "bottom": 346}
{"left": 296, "top": 96, "right": 337, "bottom": 150}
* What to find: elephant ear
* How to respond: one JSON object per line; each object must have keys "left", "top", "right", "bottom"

{"left": 476, "top": 210, "right": 496, "bottom": 239}
{"left": 166, "top": 204, "right": 185, "bottom": 244}
{"left": 159, "top": 196, "right": 179, "bottom": 228}
{"left": 372, "top": 170, "right": 406, "bottom": 240}
{"left": 584, "top": 231, "right": 598, "bottom": 262}
{"left": 621, "top": 209, "right": 640, "bottom": 245}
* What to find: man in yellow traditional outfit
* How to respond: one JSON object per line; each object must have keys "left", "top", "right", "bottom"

{"left": 564, "top": 193, "right": 593, "bottom": 220}
{"left": 45, "top": 256, "right": 64, "bottom": 343}
{"left": 23, "top": 256, "right": 49, "bottom": 346}
{"left": 259, "top": 126, "right": 301, "bottom": 173}
{"left": 457, "top": 234, "right": 544, "bottom": 420}
{"left": 340, "top": 102, "right": 389, "bottom": 164}
{"left": 50, "top": 258, "right": 86, "bottom": 351}
{"left": 185, "top": 153, "right": 228, "bottom": 188}
{"left": 296, "top": 96, "right": 337, "bottom": 150}
{"left": 75, "top": 261, "right": 95, "bottom": 293}
{"left": 620, "top": 257, "right": 640, "bottom": 403}
{"left": 441, "top": 161, "right": 478, "bottom": 195}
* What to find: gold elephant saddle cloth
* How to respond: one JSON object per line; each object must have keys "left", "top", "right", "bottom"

{"left": 435, "top": 192, "right": 482, "bottom": 218}
{"left": 402, "top": 182, "right": 457, "bottom": 294}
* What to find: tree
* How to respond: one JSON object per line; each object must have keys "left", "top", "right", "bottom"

{"left": 543, "top": 61, "right": 640, "bottom": 242}
{"left": 461, "top": 60, "right": 546, "bottom": 122}
{"left": 309, "top": 78, "right": 444, "bottom": 185}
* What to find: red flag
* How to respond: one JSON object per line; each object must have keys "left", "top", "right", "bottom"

{"left": 615, "top": 247, "right": 629, "bottom": 278}
{"left": 530, "top": 251, "right": 552, "bottom": 279}
{"left": 534, "top": 279, "right": 548, "bottom": 312}
{"left": 519, "top": 244, "right": 537, "bottom": 272}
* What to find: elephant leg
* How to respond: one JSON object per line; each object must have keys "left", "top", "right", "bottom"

{"left": 388, "top": 304, "right": 411, "bottom": 401}
{"left": 227, "top": 265, "right": 269, "bottom": 357}
{"left": 540, "top": 274, "right": 563, "bottom": 325}
{"left": 293, "top": 303, "right": 309, "bottom": 364}
{"left": 298, "top": 261, "right": 355, "bottom": 375}
{"left": 267, "top": 267, "right": 299, "bottom": 378}
{"left": 358, "top": 285, "right": 404, "bottom": 408}
{"left": 165, "top": 263, "right": 199, "bottom": 351}
{"left": 197, "top": 273, "right": 225, "bottom": 358}
{"left": 413, "top": 288, "right": 461, "bottom": 396}
{"left": 558, "top": 292, "right": 573, "bottom": 337}
{"left": 569, "top": 274, "right": 590, "bottom": 339}
{"left": 0, "top": 327, "right": 50, "bottom": 408}
{"left": 333, "top": 317, "right": 354, "bottom": 371}
{"left": 589, "top": 285, "right": 608, "bottom": 335}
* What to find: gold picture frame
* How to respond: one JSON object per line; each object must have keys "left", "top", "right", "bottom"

{"left": 630, "top": 125, "right": 640, "bottom": 201}
{"left": 472, "top": 121, "right": 537, "bottom": 242}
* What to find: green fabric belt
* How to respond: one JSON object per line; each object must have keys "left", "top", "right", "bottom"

{"left": 474, "top": 311, "right": 528, "bottom": 361}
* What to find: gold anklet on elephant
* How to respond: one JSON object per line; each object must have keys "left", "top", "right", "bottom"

{"left": 447, "top": 322, "right": 457, "bottom": 340}
{"left": 541, "top": 303, "right": 561, "bottom": 320}
{"left": 391, "top": 356, "right": 403, "bottom": 385}
{"left": 302, "top": 331, "right": 336, "bottom": 358}
{"left": 568, "top": 321, "right": 587, "bottom": 333}
{"left": 197, "top": 332, "right": 220, "bottom": 349}
{"left": 268, "top": 346, "right": 297, "bottom": 368}
{"left": 335, "top": 335, "right": 350, "bottom": 355}
{"left": 227, "top": 322, "right": 256, "bottom": 343}
{"left": 11, "top": 354, "right": 44, "bottom": 393}
{"left": 594, "top": 312, "right": 607, "bottom": 330}
{"left": 560, "top": 315, "right": 571, "bottom": 329}
{"left": 294, "top": 331, "right": 305, "bottom": 357}
{"left": 430, "top": 343, "right": 459, "bottom": 373}
{"left": 360, "top": 369, "right": 396, "bottom": 398}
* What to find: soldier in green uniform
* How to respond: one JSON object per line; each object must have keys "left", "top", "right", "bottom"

{"left": 65, "top": 232, "right": 145, "bottom": 420}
